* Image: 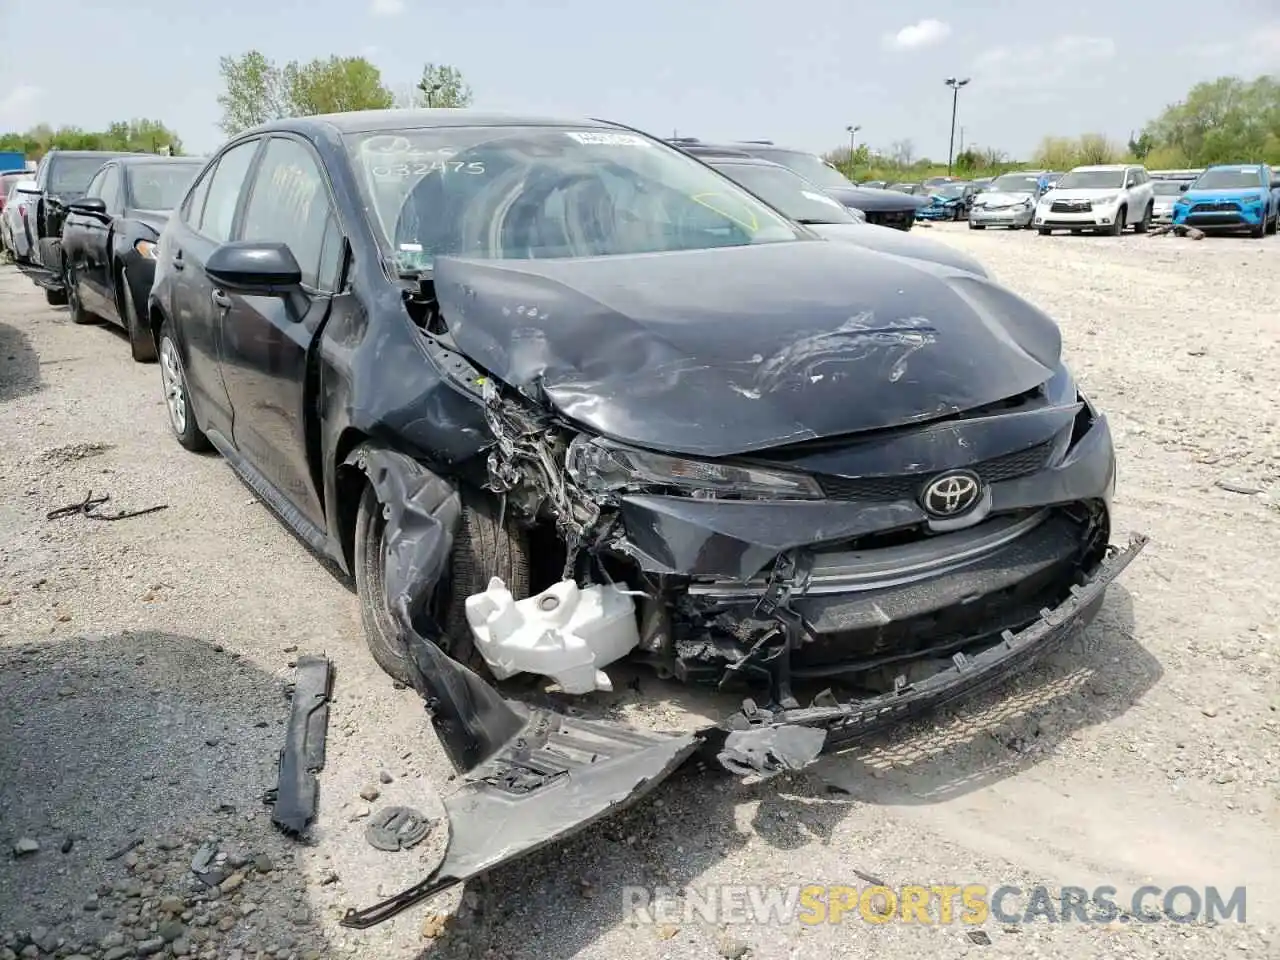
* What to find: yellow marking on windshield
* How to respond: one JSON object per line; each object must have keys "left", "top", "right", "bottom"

{"left": 691, "top": 193, "right": 759, "bottom": 233}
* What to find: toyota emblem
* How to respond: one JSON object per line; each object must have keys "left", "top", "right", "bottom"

{"left": 920, "top": 470, "right": 983, "bottom": 517}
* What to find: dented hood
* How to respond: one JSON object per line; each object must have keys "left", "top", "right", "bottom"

{"left": 434, "top": 241, "right": 1062, "bottom": 457}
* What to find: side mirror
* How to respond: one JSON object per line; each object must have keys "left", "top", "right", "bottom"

{"left": 67, "top": 197, "right": 108, "bottom": 216}
{"left": 205, "top": 241, "right": 302, "bottom": 292}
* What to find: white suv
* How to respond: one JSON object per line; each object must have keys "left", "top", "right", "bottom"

{"left": 1034, "top": 164, "right": 1155, "bottom": 236}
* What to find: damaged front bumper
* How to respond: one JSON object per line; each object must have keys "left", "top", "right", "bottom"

{"left": 342, "top": 436, "right": 1144, "bottom": 928}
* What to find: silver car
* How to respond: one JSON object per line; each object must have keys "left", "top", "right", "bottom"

{"left": 0, "top": 176, "right": 38, "bottom": 263}
{"left": 1150, "top": 179, "right": 1187, "bottom": 223}
{"left": 968, "top": 172, "right": 1042, "bottom": 229}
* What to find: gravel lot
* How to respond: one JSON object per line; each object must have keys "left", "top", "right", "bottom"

{"left": 1, "top": 225, "right": 1278, "bottom": 960}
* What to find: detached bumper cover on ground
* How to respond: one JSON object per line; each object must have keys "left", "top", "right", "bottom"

{"left": 338, "top": 444, "right": 1147, "bottom": 927}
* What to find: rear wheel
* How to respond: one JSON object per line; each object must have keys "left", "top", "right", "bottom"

{"left": 158, "top": 318, "right": 210, "bottom": 452}
{"left": 67, "top": 264, "right": 97, "bottom": 325}
{"left": 1133, "top": 204, "right": 1152, "bottom": 234}
{"left": 354, "top": 485, "right": 531, "bottom": 684}
{"left": 119, "top": 267, "right": 157, "bottom": 362}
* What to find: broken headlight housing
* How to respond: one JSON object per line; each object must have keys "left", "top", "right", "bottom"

{"left": 565, "top": 436, "right": 823, "bottom": 500}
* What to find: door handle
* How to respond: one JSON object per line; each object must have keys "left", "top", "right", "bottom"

{"left": 172, "top": 248, "right": 184, "bottom": 271}
{"left": 211, "top": 289, "right": 232, "bottom": 309}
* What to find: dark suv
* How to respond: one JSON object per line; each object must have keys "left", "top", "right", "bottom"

{"left": 22, "top": 149, "right": 131, "bottom": 304}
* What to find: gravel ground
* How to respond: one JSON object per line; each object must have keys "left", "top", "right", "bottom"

{"left": 1, "top": 225, "right": 1278, "bottom": 960}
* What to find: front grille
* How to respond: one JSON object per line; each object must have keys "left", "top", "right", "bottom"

{"left": 1185, "top": 213, "right": 1244, "bottom": 226}
{"left": 1192, "top": 201, "right": 1239, "bottom": 213}
{"left": 817, "top": 440, "right": 1054, "bottom": 502}
{"left": 865, "top": 209, "right": 915, "bottom": 231}
{"left": 1050, "top": 200, "right": 1091, "bottom": 213}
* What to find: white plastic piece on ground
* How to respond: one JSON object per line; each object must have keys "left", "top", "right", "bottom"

{"left": 463, "top": 577, "right": 641, "bottom": 694}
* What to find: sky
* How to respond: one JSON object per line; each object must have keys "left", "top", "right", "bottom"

{"left": 1, "top": 0, "right": 1278, "bottom": 160}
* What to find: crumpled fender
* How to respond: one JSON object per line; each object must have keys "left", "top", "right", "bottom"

{"left": 340, "top": 444, "right": 702, "bottom": 928}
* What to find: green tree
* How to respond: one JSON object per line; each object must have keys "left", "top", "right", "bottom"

{"left": 1127, "top": 130, "right": 1154, "bottom": 160}
{"left": 0, "top": 120, "right": 182, "bottom": 160}
{"left": 1144, "top": 76, "right": 1280, "bottom": 166}
{"left": 284, "top": 56, "right": 394, "bottom": 116}
{"left": 413, "top": 63, "right": 474, "bottom": 108}
{"left": 216, "top": 50, "right": 394, "bottom": 135}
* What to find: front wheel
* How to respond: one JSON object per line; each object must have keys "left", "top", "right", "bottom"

{"left": 969, "top": 222, "right": 985, "bottom": 230}
{"left": 1109, "top": 207, "right": 1127, "bottom": 236}
{"left": 1037, "top": 227, "right": 1052, "bottom": 236}
{"left": 354, "top": 485, "right": 531, "bottom": 684}
{"left": 44, "top": 286, "right": 68, "bottom": 307}
{"left": 158, "top": 319, "right": 210, "bottom": 452}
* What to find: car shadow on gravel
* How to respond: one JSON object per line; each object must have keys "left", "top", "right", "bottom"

{"left": 0, "top": 320, "right": 43, "bottom": 403}
{"left": 0, "top": 631, "right": 331, "bottom": 957}
{"left": 408, "top": 584, "right": 1157, "bottom": 960}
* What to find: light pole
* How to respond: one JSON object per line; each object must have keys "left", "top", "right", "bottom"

{"left": 944, "top": 77, "right": 970, "bottom": 175}
{"left": 844, "top": 124, "right": 861, "bottom": 174}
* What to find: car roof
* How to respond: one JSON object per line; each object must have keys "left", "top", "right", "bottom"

{"left": 1204, "top": 162, "right": 1263, "bottom": 169}
{"left": 699, "top": 155, "right": 783, "bottom": 167}
{"left": 1070, "top": 164, "right": 1135, "bottom": 171}
{"left": 109, "top": 155, "right": 204, "bottom": 166}
{"left": 249, "top": 109, "right": 617, "bottom": 137}
{"left": 45, "top": 150, "right": 134, "bottom": 159}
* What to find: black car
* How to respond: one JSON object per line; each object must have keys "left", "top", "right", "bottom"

{"left": 670, "top": 138, "right": 927, "bottom": 230}
{"left": 698, "top": 153, "right": 990, "bottom": 276}
{"left": 21, "top": 149, "right": 134, "bottom": 304}
{"left": 149, "top": 110, "right": 1143, "bottom": 925}
{"left": 60, "top": 156, "right": 203, "bottom": 360}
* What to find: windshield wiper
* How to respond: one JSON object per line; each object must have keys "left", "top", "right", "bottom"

{"left": 796, "top": 218, "right": 841, "bottom": 225}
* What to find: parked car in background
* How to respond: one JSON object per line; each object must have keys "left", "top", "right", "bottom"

{"left": 1150, "top": 178, "right": 1187, "bottom": 223}
{"left": 1172, "top": 163, "right": 1279, "bottom": 237}
{"left": 23, "top": 149, "right": 133, "bottom": 303}
{"left": 0, "top": 150, "right": 26, "bottom": 174}
{"left": 860, "top": 179, "right": 887, "bottom": 189}
{"left": 1, "top": 176, "right": 39, "bottom": 262}
{"left": 60, "top": 155, "right": 203, "bottom": 360}
{"left": 970, "top": 176, "right": 993, "bottom": 192}
{"left": 888, "top": 182, "right": 928, "bottom": 196}
{"left": 1034, "top": 164, "right": 1155, "bottom": 236}
{"left": 148, "top": 114, "right": 1141, "bottom": 896}
{"left": 968, "top": 172, "right": 1043, "bottom": 230}
{"left": 670, "top": 139, "right": 927, "bottom": 230}
{"left": 699, "top": 153, "right": 989, "bottom": 276}
{"left": 916, "top": 181, "right": 977, "bottom": 221}
{"left": 1037, "top": 171, "right": 1063, "bottom": 193}
{"left": 0, "top": 170, "right": 26, "bottom": 215}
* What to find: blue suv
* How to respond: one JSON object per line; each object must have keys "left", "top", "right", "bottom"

{"left": 1173, "top": 164, "right": 1280, "bottom": 237}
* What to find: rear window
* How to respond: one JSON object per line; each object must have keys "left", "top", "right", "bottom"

{"left": 49, "top": 156, "right": 117, "bottom": 195}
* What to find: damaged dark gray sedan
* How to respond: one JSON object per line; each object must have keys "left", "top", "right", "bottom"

{"left": 147, "top": 109, "right": 1145, "bottom": 926}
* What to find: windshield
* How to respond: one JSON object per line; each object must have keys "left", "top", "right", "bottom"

{"left": 1055, "top": 170, "right": 1125, "bottom": 190}
{"left": 344, "top": 126, "right": 803, "bottom": 272}
{"left": 989, "top": 174, "right": 1040, "bottom": 193}
{"left": 738, "top": 148, "right": 855, "bottom": 191}
{"left": 126, "top": 163, "right": 201, "bottom": 210}
{"left": 49, "top": 156, "right": 116, "bottom": 195}
{"left": 1192, "top": 167, "right": 1263, "bottom": 190}
{"left": 1152, "top": 181, "right": 1186, "bottom": 196}
{"left": 710, "top": 161, "right": 855, "bottom": 224}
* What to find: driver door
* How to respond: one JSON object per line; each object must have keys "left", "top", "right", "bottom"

{"left": 216, "top": 134, "right": 346, "bottom": 532}
{"left": 83, "top": 164, "right": 123, "bottom": 315}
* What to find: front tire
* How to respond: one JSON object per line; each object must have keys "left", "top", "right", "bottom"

{"left": 969, "top": 222, "right": 985, "bottom": 230}
{"left": 44, "top": 286, "right": 68, "bottom": 306}
{"left": 1109, "top": 206, "right": 1127, "bottom": 236}
{"left": 119, "top": 267, "right": 157, "bottom": 362}
{"left": 157, "top": 318, "right": 210, "bottom": 452}
{"left": 1038, "top": 227, "right": 1052, "bottom": 236}
{"left": 354, "top": 485, "right": 531, "bottom": 684}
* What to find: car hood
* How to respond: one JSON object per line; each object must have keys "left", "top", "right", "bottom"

{"left": 1182, "top": 187, "right": 1266, "bottom": 202}
{"left": 975, "top": 191, "right": 1034, "bottom": 206}
{"left": 822, "top": 184, "right": 930, "bottom": 213}
{"left": 433, "top": 241, "right": 1061, "bottom": 457}
{"left": 807, "top": 222, "right": 988, "bottom": 277}
{"left": 1042, "top": 188, "right": 1122, "bottom": 202}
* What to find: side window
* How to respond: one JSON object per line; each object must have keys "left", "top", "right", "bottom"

{"left": 181, "top": 163, "right": 215, "bottom": 226}
{"left": 83, "top": 168, "right": 107, "bottom": 199}
{"left": 199, "top": 139, "right": 260, "bottom": 242}
{"left": 98, "top": 167, "right": 123, "bottom": 215}
{"left": 240, "top": 137, "right": 336, "bottom": 290}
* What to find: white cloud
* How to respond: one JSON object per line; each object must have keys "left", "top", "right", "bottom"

{"left": 370, "top": 0, "right": 404, "bottom": 15}
{"left": 972, "top": 35, "right": 1116, "bottom": 91}
{"left": 1185, "top": 24, "right": 1280, "bottom": 69}
{"left": 883, "top": 19, "right": 951, "bottom": 52}
{"left": 0, "top": 85, "right": 42, "bottom": 129}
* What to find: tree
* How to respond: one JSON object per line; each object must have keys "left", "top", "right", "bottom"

{"left": 1127, "top": 130, "right": 1154, "bottom": 160}
{"left": 0, "top": 120, "right": 183, "bottom": 160}
{"left": 1143, "top": 76, "right": 1280, "bottom": 166}
{"left": 889, "top": 139, "right": 915, "bottom": 168}
{"left": 216, "top": 50, "right": 395, "bottom": 135}
{"left": 413, "top": 63, "right": 473, "bottom": 108}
